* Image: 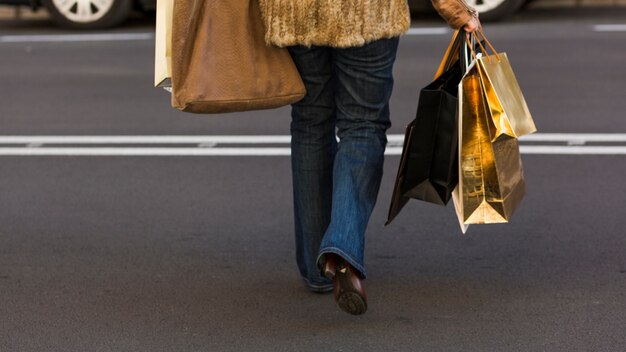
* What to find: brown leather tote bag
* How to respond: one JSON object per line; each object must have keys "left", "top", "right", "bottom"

{"left": 171, "top": 0, "right": 306, "bottom": 114}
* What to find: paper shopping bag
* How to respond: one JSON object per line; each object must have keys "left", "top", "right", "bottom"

{"left": 154, "top": 0, "right": 172, "bottom": 88}
{"left": 474, "top": 30, "right": 537, "bottom": 140}
{"left": 386, "top": 32, "right": 463, "bottom": 225}
{"left": 457, "top": 65, "right": 526, "bottom": 225}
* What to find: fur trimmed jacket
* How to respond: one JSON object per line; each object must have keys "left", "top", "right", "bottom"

{"left": 258, "top": 0, "right": 476, "bottom": 48}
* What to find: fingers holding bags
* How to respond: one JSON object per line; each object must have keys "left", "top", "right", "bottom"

{"left": 431, "top": 0, "right": 479, "bottom": 30}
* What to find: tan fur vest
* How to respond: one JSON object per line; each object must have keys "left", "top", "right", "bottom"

{"left": 258, "top": 0, "right": 412, "bottom": 48}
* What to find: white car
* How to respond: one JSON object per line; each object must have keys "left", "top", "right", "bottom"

{"left": 0, "top": 0, "right": 155, "bottom": 29}
{"left": 1, "top": 0, "right": 530, "bottom": 29}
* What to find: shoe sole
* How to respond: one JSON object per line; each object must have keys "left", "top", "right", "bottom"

{"left": 337, "top": 291, "right": 367, "bottom": 315}
{"left": 335, "top": 270, "right": 367, "bottom": 315}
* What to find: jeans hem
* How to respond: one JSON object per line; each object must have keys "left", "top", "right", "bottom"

{"left": 302, "top": 277, "right": 334, "bottom": 293}
{"left": 316, "top": 247, "right": 367, "bottom": 279}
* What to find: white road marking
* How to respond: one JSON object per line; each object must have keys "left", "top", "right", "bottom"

{"left": 0, "top": 133, "right": 626, "bottom": 156}
{"left": 0, "top": 135, "right": 292, "bottom": 144}
{"left": 0, "top": 32, "right": 154, "bottom": 43}
{"left": 516, "top": 133, "right": 626, "bottom": 142}
{"left": 0, "top": 25, "right": 620, "bottom": 44}
{"left": 406, "top": 28, "right": 449, "bottom": 36}
{"left": 390, "top": 133, "right": 626, "bottom": 144}
{"left": 0, "top": 133, "right": 624, "bottom": 145}
{"left": 0, "top": 29, "right": 447, "bottom": 44}
{"left": 519, "top": 146, "right": 626, "bottom": 155}
{"left": 1, "top": 146, "right": 625, "bottom": 156}
{"left": 0, "top": 148, "right": 292, "bottom": 156}
{"left": 593, "top": 24, "right": 626, "bottom": 32}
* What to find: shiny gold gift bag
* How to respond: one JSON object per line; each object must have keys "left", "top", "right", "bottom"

{"left": 456, "top": 64, "right": 527, "bottom": 226}
{"left": 474, "top": 31, "right": 536, "bottom": 141}
{"left": 154, "top": 0, "right": 172, "bottom": 88}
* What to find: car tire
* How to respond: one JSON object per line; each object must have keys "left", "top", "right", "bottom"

{"left": 468, "top": 0, "right": 527, "bottom": 22}
{"left": 42, "top": 0, "right": 133, "bottom": 29}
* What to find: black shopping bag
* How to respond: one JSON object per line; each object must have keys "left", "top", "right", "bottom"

{"left": 386, "top": 56, "right": 462, "bottom": 225}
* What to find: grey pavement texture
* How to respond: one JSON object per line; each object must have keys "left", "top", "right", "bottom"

{"left": 1, "top": 8, "right": 626, "bottom": 352}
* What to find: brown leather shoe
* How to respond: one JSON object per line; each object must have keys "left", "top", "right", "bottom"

{"left": 322, "top": 254, "right": 367, "bottom": 315}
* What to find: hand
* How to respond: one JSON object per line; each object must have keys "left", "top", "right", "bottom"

{"left": 464, "top": 17, "right": 481, "bottom": 33}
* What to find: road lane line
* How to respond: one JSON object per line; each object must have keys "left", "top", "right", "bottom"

{"left": 1, "top": 146, "right": 626, "bottom": 156}
{"left": 391, "top": 133, "right": 626, "bottom": 144}
{"left": 517, "top": 133, "right": 626, "bottom": 142}
{"left": 0, "top": 147, "right": 292, "bottom": 156}
{"left": 1, "top": 134, "right": 626, "bottom": 156}
{"left": 0, "top": 26, "right": 449, "bottom": 44}
{"left": 0, "top": 33, "right": 154, "bottom": 43}
{"left": 593, "top": 24, "right": 626, "bottom": 32}
{"left": 1, "top": 133, "right": 626, "bottom": 145}
{"left": 0, "top": 135, "right": 292, "bottom": 144}
{"left": 0, "top": 29, "right": 447, "bottom": 44}
{"left": 406, "top": 28, "right": 449, "bottom": 35}
{"left": 0, "top": 24, "right": 620, "bottom": 44}
{"left": 518, "top": 146, "right": 626, "bottom": 155}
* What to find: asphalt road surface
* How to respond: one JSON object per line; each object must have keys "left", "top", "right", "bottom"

{"left": 1, "top": 8, "right": 625, "bottom": 352}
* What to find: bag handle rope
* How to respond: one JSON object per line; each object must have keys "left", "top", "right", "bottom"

{"left": 472, "top": 29, "right": 502, "bottom": 62}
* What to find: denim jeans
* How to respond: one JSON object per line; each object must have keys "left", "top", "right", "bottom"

{"left": 288, "top": 37, "right": 400, "bottom": 292}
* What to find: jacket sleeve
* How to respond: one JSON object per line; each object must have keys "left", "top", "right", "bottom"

{"left": 431, "top": 0, "right": 477, "bottom": 29}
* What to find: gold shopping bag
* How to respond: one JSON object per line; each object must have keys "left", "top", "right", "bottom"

{"left": 434, "top": 30, "right": 462, "bottom": 79}
{"left": 154, "top": 0, "right": 173, "bottom": 88}
{"left": 474, "top": 31, "right": 536, "bottom": 141}
{"left": 456, "top": 64, "right": 526, "bottom": 226}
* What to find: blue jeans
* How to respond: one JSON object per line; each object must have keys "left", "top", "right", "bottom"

{"left": 288, "top": 37, "right": 400, "bottom": 292}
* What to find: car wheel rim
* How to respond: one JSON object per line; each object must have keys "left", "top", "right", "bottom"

{"left": 465, "top": 0, "right": 508, "bottom": 14}
{"left": 51, "top": 0, "right": 115, "bottom": 23}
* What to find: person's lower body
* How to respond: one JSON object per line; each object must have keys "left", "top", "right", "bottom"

{"left": 288, "top": 37, "right": 400, "bottom": 313}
